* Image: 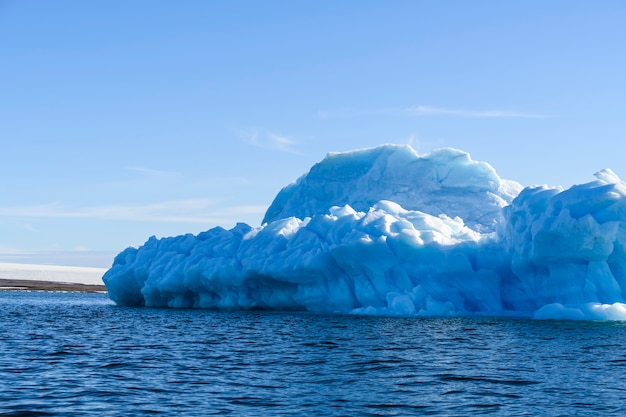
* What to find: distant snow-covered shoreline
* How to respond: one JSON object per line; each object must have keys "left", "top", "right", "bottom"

{"left": 0, "top": 262, "right": 106, "bottom": 286}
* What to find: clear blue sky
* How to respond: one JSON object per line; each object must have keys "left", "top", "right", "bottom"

{"left": 1, "top": 0, "right": 625, "bottom": 267}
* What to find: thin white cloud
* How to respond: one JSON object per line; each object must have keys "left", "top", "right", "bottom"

{"left": 319, "top": 105, "right": 551, "bottom": 119}
{"left": 241, "top": 129, "right": 302, "bottom": 154}
{"left": 266, "top": 132, "right": 299, "bottom": 153}
{"left": 0, "top": 199, "right": 267, "bottom": 224}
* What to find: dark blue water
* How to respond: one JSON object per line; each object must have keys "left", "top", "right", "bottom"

{"left": 1, "top": 292, "right": 625, "bottom": 416}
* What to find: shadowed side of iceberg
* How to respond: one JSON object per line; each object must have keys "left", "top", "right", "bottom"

{"left": 501, "top": 169, "right": 626, "bottom": 319}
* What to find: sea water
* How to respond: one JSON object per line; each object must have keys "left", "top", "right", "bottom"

{"left": 1, "top": 292, "right": 625, "bottom": 416}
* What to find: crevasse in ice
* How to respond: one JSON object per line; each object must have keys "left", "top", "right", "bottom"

{"left": 103, "top": 144, "right": 626, "bottom": 320}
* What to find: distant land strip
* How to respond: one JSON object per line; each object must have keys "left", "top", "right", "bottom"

{"left": 0, "top": 278, "right": 107, "bottom": 293}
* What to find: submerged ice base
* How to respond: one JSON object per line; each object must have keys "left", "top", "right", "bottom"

{"left": 103, "top": 145, "right": 626, "bottom": 320}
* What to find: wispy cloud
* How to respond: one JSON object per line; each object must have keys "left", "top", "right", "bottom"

{"left": 0, "top": 200, "right": 267, "bottom": 224}
{"left": 319, "top": 105, "right": 551, "bottom": 119}
{"left": 266, "top": 133, "right": 300, "bottom": 153}
{"left": 241, "top": 129, "right": 302, "bottom": 154}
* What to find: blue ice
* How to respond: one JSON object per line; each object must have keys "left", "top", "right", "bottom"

{"left": 103, "top": 145, "right": 626, "bottom": 320}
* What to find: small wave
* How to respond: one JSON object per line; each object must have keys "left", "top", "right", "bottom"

{"left": 437, "top": 374, "right": 540, "bottom": 386}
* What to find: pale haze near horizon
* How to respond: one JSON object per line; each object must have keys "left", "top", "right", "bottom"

{"left": 1, "top": 0, "right": 624, "bottom": 269}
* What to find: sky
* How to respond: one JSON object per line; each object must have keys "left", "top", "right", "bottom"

{"left": 1, "top": 0, "right": 625, "bottom": 268}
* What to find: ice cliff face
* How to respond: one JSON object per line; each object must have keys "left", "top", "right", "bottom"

{"left": 103, "top": 145, "right": 626, "bottom": 320}
{"left": 501, "top": 169, "right": 626, "bottom": 319}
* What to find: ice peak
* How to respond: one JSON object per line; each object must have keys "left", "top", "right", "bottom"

{"left": 262, "top": 144, "right": 520, "bottom": 232}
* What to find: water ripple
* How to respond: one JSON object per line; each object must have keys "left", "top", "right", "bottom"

{"left": 1, "top": 292, "right": 626, "bottom": 415}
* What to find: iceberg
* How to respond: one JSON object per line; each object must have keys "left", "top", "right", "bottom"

{"left": 103, "top": 144, "right": 626, "bottom": 320}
